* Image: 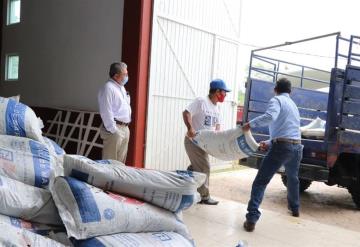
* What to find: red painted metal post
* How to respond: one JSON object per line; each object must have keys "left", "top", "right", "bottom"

{"left": 0, "top": 0, "right": 3, "bottom": 72}
{"left": 122, "top": 0, "right": 153, "bottom": 168}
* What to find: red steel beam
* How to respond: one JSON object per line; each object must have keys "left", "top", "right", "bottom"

{"left": 122, "top": 0, "right": 153, "bottom": 168}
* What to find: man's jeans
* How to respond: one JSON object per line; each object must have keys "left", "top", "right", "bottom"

{"left": 246, "top": 142, "right": 303, "bottom": 223}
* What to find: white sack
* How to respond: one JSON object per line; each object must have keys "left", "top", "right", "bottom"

{"left": 51, "top": 176, "right": 191, "bottom": 240}
{"left": 0, "top": 135, "right": 63, "bottom": 188}
{"left": 0, "top": 222, "right": 65, "bottom": 247}
{"left": 0, "top": 214, "right": 64, "bottom": 236}
{"left": 73, "top": 232, "right": 194, "bottom": 247}
{"left": 44, "top": 136, "right": 66, "bottom": 156}
{"left": 0, "top": 97, "right": 45, "bottom": 143}
{"left": 191, "top": 127, "right": 259, "bottom": 161}
{"left": 300, "top": 117, "right": 326, "bottom": 131}
{"left": 8, "top": 95, "right": 20, "bottom": 102}
{"left": 0, "top": 175, "right": 62, "bottom": 225}
{"left": 48, "top": 231, "right": 74, "bottom": 247}
{"left": 64, "top": 155, "right": 205, "bottom": 212}
{"left": 300, "top": 117, "right": 326, "bottom": 138}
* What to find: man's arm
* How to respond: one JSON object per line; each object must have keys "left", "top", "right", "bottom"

{"left": 183, "top": 110, "right": 196, "bottom": 138}
{"left": 98, "top": 87, "right": 117, "bottom": 134}
{"left": 243, "top": 97, "right": 281, "bottom": 131}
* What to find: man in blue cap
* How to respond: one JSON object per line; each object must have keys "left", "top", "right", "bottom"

{"left": 182, "top": 79, "right": 231, "bottom": 205}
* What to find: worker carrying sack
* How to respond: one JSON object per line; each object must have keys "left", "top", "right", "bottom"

{"left": 51, "top": 176, "right": 191, "bottom": 240}
{"left": 73, "top": 232, "right": 194, "bottom": 247}
{"left": 0, "top": 175, "right": 62, "bottom": 226}
{"left": 191, "top": 127, "right": 259, "bottom": 161}
{"left": 0, "top": 221, "right": 65, "bottom": 247}
{"left": 0, "top": 135, "right": 63, "bottom": 188}
{"left": 63, "top": 155, "right": 205, "bottom": 212}
{"left": 0, "top": 97, "right": 45, "bottom": 144}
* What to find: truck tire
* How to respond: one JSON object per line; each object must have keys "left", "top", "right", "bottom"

{"left": 348, "top": 186, "right": 360, "bottom": 209}
{"left": 281, "top": 175, "right": 312, "bottom": 193}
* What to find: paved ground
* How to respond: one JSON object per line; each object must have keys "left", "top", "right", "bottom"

{"left": 210, "top": 167, "right": 360, "bottom": 232}
{"left": 183, "top": 167, "right": 360, "bottom": 247}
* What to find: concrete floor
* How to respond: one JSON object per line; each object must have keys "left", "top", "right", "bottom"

{"left": 183, "top": 168, "right": 360, "bottom": 247}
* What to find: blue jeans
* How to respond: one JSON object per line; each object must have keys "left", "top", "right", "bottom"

{"left": 246, "top": 142, "right": 303, "bottom": 223}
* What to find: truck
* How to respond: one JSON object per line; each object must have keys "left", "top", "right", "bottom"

{"left": 242, "top": 32, "right": 360, "bottom": 208}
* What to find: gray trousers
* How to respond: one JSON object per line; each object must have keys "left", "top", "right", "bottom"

{"left": 100, "top": 124, "right": 130, "bottom": 163}
{"left": 184, "top": 136, "right": 210, "bottom": 200}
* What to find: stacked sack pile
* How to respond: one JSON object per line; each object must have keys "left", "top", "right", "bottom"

{"left": 0, "top": 96, "right": 204, "bottom": 247}
{"left": 0, "top": 96, "right": 68, "bottom": 246}
{"left": 56, "top": 155, "right": 204, "bottom": 246}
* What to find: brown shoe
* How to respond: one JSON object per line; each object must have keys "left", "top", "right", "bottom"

{"left": 243, "top": 220, "right": 255, "bottom": 232}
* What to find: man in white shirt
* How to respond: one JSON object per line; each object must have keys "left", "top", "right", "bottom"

{"left": 98, "top": 62, "right": 131, "bottom": 163}
{"left": 183, "top": 79, "right": 231, "bottom": 205}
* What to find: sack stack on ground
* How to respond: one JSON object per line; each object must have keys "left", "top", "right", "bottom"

{"left": 191, "top": 127, "right": 259, "bottom": 161}
{"left": 0, "top": 98, "right": 70, "bottom": 246}
{"left": 0, "top": 98, "right": 198, "bottom": 246}
{"left": 49, "top": 154, "right": 201, "bottom": 246}
{"left": 51, "top": 176, "right": 192, "bottom": 241}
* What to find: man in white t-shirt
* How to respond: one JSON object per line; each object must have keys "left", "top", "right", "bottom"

{"left": 183, "top": 79, "right": 231, "bottom": 205}
{"left": 98, "top": 62, "right": 131, "bottom": 163}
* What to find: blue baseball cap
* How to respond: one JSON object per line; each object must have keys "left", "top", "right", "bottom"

{"left": 210, "top": 79, "right": 231, "bottom": 92}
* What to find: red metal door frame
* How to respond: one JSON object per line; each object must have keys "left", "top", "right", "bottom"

{"left": 0, "top": 0, "right": 3, "bottom": 74}
{"left": 122, "top": 0, "right": 153, "bottom": 168}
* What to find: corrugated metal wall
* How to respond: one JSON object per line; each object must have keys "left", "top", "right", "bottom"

{"left": 145, "top": 0, "right": 242, "bottom": 170}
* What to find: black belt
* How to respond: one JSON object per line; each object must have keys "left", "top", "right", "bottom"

{"left": 271, "top": 138, "right": 301, "bottom": 144}
{"left": 114, "top": 119, "right": 130, "bottom": 126}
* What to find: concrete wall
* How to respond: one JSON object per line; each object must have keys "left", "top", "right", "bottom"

{"left": 0, "top": 0, "right": 124, "bottom": 111}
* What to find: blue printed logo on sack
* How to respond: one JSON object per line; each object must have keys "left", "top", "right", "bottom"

{"left": 176, "top": 170, "right": 194, "bottom": 180}
{"left": 176, "top": 194, "right": 194, "bottom": 212}
{"left": 0, "top": 148, "right": 13, "bottom": 161}
{"left": 152, "top": 232, "right": 172, "bottom": 242}
{"left": 103, "top": 208, "right": 115, "bottom": 220}
{"left": 237, "top": 135, "right": 254, "bottom": 156}
{"left": 5, "top": 99, "right": 26, "bottom": 137}
{"left": 10, "top": 217, "right": 21, "bottom": 228}
{"left": 95, "top": 160, "right": 111, "bottom": 164}
{"left": 29, "top": 140, "right": 51, "bottom": 187}
{"left": 65, "top": 177, "right": 101, "bottom": 223}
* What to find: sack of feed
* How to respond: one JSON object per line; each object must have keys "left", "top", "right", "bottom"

{"left": 63, "top": 155, "right": 205, "bottom": 212}
{"left": 0, "top": 97, "right": 45, "bottom": 143}
{"left": 191, "top": 127, "right": 259, "bottom": 161}
{"left": 51, "top": 176, "right": 191, "bottom": 240}
{"left": 0, "top": 135, "right": 63, "bottom": 188}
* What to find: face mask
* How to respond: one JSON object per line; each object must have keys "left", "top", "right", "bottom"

{"left": 121, "top": 76, "right": 129, "bottom": 86}
{"left": 217, "top": 92, "right": 226, "bottom": 102}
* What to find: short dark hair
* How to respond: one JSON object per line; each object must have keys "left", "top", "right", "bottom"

{"left": 209, "top": 88, "right": 218, "bottom": 94}
{"left": 275, "top": 78, "right": 291, "bottom": 94}
{"left": 109, "top": 62, "right": 127, "bottom": 78}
